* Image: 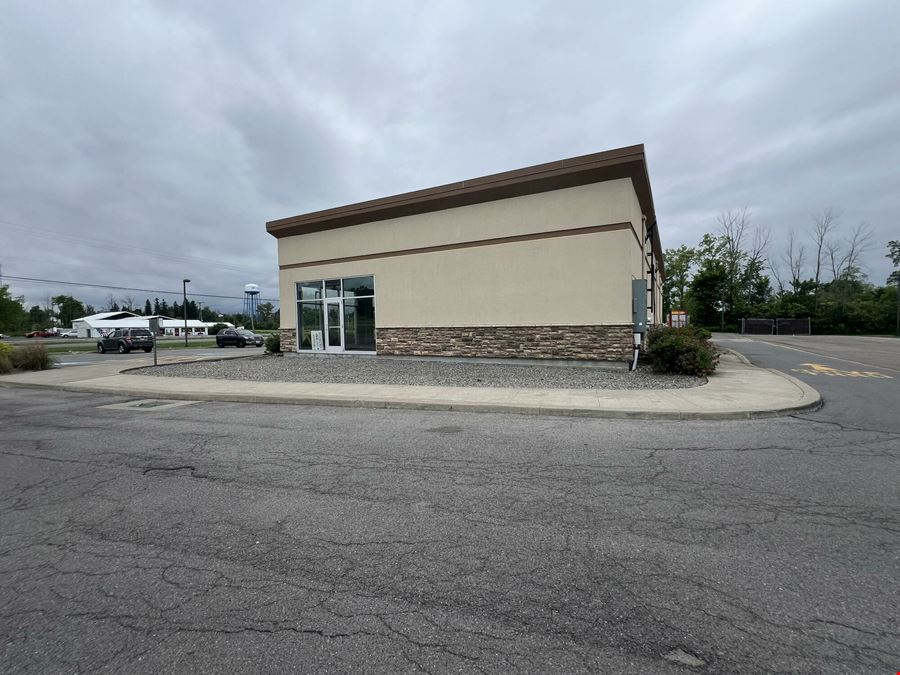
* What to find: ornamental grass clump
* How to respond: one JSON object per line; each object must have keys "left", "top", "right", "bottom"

{"left": 10, "top": 343, "right": 55, "bottom": 372}
{"left": 645, "top": 325, "right": 718, "bottom": 377}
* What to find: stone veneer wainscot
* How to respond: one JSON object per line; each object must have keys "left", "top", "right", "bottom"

{"left": 376, "top": 325, "right": 633, "bottom": 362}
{"left": 279, "top": 328, "right": 297, "bottom": 353}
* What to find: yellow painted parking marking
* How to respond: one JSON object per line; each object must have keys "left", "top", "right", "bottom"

{"left": 749, "top": 338, "right": 900, "bottom": 374}
{"left": 791, "top": 363, "right": 893, "bottom": 379}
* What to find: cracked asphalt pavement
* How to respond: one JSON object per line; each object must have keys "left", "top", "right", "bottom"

{"left": 1, "top": 340, "right": 899, "bottom": 673}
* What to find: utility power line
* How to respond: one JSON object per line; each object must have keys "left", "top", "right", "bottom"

{"left": 2, "top": 275, "right": 279, "bottom": 303}
{"left": 0, "top": 219, "right": 267, "bottom": 275}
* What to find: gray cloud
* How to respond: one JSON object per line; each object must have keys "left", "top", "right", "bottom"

{"left": 1, "top": 0, "right": 898, "bottom": 314}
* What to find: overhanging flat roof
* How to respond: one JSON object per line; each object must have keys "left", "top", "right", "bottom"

{"left": 266, "top": 144, "right": 663, "bottom": 272}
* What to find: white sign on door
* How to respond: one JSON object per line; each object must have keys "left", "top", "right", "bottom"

{"left": 311, "top": 330, "right": 324, "bottom": 351}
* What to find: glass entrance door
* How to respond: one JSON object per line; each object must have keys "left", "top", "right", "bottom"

{"left": 324, "top": 300, "right": 343, "bottom": 351}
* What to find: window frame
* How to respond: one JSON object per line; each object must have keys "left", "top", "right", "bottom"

{"left": 295, "top": 275, "right": 376, "bottom": 354}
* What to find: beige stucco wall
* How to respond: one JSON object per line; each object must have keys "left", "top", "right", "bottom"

{"left": 279, "top": 227, "right": 635, "bottom": 329}
{"left": 278, "top": 179, "right": 642, "bottom": 267}
{"left": 276, "top": 178, "right": 650, "bottom": 330}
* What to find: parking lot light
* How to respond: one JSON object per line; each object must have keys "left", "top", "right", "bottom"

{"left": 183, "top": 279, "right": 191, "bottom": 347}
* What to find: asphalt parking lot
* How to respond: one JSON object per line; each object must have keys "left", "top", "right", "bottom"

{"left": 2, "top": 361, "right": 898, "bottom": 673}
{"left": 714, "top": 333, "right": 898, "bottom": 433}
{"left": 721, "top": 333, "right": 900, "bottom": 372}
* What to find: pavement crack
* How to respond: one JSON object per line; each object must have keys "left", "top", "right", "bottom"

{"left": 142, "top": 465, "right": 197, "bottom": 475}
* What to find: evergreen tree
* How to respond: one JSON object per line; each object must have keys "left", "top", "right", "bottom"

{"left": 52, "top": 295, "right": 86, "bottom": 326}
{"left": 144, "top": 299, "right": 153, "bottom": 316}
{"left": 29, "top": 305, "right": 49, "bottom": 328}
{"left": 0, "top": 285, "right": 29, "bottom": 333}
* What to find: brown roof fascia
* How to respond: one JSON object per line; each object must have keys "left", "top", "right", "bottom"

{"left": 266, "top": 143, "right": 663, "bottom": 274}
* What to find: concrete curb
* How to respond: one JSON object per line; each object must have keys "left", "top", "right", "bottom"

{"left": 0, "top": 350, "right": 822, "bottom": 420}
{"left": 119, "top": 352, "right": 262, "bottom": 375}
{"left": 0, "top": 379, "right": 821, "bottom": 419}
{"left": 721, "top": 346, "right": 753, "bottom": 366}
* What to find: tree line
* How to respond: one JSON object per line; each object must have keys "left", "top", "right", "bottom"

{"left": 0, "top": 290, "right": 280, "bottom": 334}
{"left": 664, "top": 208, "right": 899, "bottom": 335}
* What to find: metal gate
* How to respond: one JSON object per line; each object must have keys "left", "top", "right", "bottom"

{"left": 775, "top": 318, "right": 811, "bottom": 335}
{"left": 740, "top": 317, "right": 811, "bottom": 335}
{"left": 740, "top": 318, "right": 774, "bottom": 335}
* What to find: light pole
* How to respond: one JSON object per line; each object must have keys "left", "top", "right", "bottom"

{"left": 182, "top": 279, "right": 191, "bottom": 347}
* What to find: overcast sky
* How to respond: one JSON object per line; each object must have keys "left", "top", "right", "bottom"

{"left": 2, "top": 0, "right": 898, "bottom": 315}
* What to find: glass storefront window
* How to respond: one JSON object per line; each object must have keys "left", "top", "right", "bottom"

{"left": 298, "top": 302, "right": 324, "bottom": 350}
{"left": 298, "top": 281, "right": 323, "bottom": 301}
{"left": 343, "top": 297, "right": 375, "bottom": 351}
{"left": 342, "top": 276, "right": 375, "bottom": 298}
{"left": 296, "top": 276, "right": 375, "bottom": 352}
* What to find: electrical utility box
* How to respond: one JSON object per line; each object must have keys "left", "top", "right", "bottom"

{"left": 632, "top": 279, "right": 648, "bottom": 333}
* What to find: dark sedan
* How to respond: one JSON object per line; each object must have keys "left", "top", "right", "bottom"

{"left": 216, "top": 328, "right": 264, "bottom": 348}
{"left": 97, "top": 328, "right": 154, "bottom": 354}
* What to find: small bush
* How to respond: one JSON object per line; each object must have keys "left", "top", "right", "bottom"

{"left": 10, "top": 344, "right": 55, "bottom": 371}
{"left": 646, "top": 326, "right": 718, "bottom": 377}
{"left": 681, "top": 325, "right": 712, "bottom": 341}
{"left": 0, "top": 352, "right": 12, "bottom": 375}
{"left": 265, "top": 332, "right": 281, "bottom": 354}
{"left": 207, "top": 323, "right": 229, "bottom": 335}
{"left": 0, "top": 342, "right": 13, "bottom": 356}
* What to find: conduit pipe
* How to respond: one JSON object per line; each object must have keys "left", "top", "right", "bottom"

{"left": 630, "top": 332, "right": 642, "bottom": 371}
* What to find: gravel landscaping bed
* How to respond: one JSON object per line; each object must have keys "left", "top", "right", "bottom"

{"left": 135, "top": 354, "right": 703, "bottom": 390}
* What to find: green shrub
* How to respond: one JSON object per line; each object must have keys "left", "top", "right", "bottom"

{"left": 646, "top": 326, "right": 718, "bottom": 377}
{"left": 680, "top": 325, "right": 712, "bottom": 340}
{"left": 265, "top": 332, "right": 281, "bottom": 353}
{"left": 10, "top": 344, "right": 55, "bottom": 371}
{"left": 0, "top": 352, "right": 12, "bottom": 375}
{"left": 207, "top": 323, "right": 228, "bottom": 335}
{"left": 0, "top": 342, "right": 13, "bottom": 356}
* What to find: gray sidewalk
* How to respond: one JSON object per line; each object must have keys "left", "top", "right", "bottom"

{"left": 0, "top": 350, "right": 820, "bottom": 420}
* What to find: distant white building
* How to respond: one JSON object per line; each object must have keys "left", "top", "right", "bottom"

{"left": 71, "top": 312, "right": 217, "bottom": 338}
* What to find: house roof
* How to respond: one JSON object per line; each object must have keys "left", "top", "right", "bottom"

{"left": 266, "top": 144, "right": 663, "bottom": 273}
{"left": 79, "top": 319, "right": 149, "bottom": 329}
{"left": 74, "top": 311, "right": 140, "bottom": 323}
{"left": 82, "top": 318, "right": 208, "bottom": 329}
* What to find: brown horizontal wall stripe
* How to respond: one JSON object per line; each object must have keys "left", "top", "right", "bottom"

{"left": 279, "top": 222, "right": 632, "bottom": 271}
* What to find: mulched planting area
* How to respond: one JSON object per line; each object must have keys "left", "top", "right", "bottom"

{"left": 135, "top": 354, "right": 703, "bottom": 390}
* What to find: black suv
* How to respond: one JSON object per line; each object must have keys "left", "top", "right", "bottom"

{"left": 216, "top": 328, "right": 264, "bottom": 348}
{"left": 97, "top": 328, "right": 154, "bottom": 354}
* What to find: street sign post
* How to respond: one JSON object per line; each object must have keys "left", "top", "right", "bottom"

{"left": 148, "top": 318, "right": 160, "bottom": 366}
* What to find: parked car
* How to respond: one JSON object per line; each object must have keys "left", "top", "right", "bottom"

{"left": 60, "top": 329, "right": 79, "bottom": 338}
{"left": 216, "top": 328, "right": 264, "bottom": 348}
{"left": 26, "top": 329, "right": 58, "bottom": 338}
{"left": 0, "top": 333, "right": 7, "bottom": 339}
{"left": 97, "top": 328, "right": 154, "bottom": 354}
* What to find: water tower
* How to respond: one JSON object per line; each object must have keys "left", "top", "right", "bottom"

{"left": 243, "top": 283, "right": 260, "bottom": 321}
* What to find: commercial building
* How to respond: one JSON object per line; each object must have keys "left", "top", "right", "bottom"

{"left": 268, "top": 144, "right": 663, "bottom": 362}
{"left": 72, "top": 312, "right": 217, "bottom": 338}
